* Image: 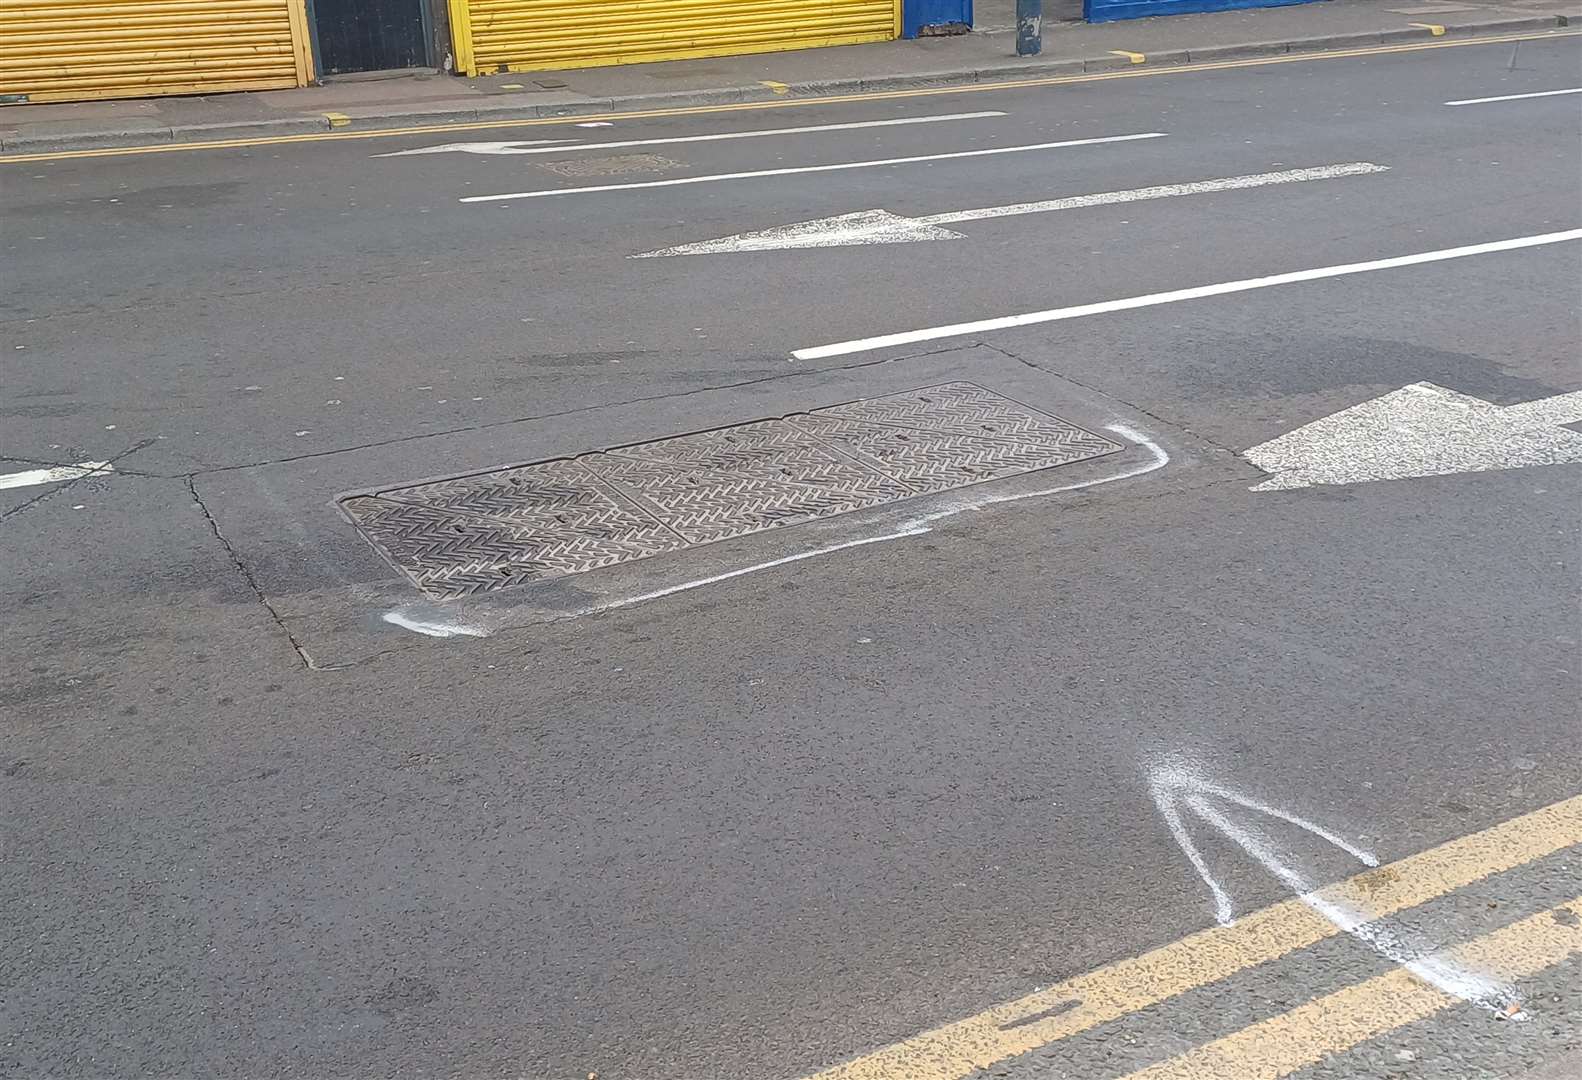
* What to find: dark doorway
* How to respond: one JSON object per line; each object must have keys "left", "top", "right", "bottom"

{"left": 312, "top": 0, "right": 429, "bottom": 74}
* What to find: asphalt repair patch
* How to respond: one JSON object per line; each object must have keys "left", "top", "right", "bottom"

{"left": 339, "top": 382, "right": 1121, "bottom": 599}
{"left": 190, "top": 345, "right": 1245, "bottom": 667}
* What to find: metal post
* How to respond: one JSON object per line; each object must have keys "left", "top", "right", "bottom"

{"left": 1016, "top": 0, "right": 1042, "bottom": 56}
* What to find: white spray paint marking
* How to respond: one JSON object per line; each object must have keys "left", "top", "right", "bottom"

{"left": 633, "top": 163, "right": 1389, "bottom": 256}
{"left": 1444, "top": 87, "right": 1582, "bottom": 105}
{"left": 0, "top": 461, "right": 112, "bottom": 490}
{"left": 1148, "top": 764, "right": 1376, "bottom": 924}
{"left": 1191, "top": 793, "right": 1517, "bottom": 1010}
{"left": 580, "top": 423, "right": 1168, "bottom": 617}
{"left": 1149, "top": 763, "right": 1515, "bottom": 1010}
{"left": 375, "top": 139, "right": 581, "bottom": 157}
{"left": 1246, "top": 382, "right": 1582, "bottom": 491}
{"left": 792, "top": 228, "right": 1582, "bottom": 360}
{"left": 382, "top": 611, "right": 490, "bottom": 638}
{"left": 459, "top": 133, "right": 1168, "bottom": 203}
{"left": 379, "top": 111, "right": 1004, "bottom": 158}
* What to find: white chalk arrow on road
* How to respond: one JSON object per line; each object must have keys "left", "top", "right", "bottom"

{"left": 630, "top": 162, "right": 1389, "bottom": 257}
{"left": 1246, "top": 382, "right": 1582, "bottom": 491}
{"left": 1148, "top": 762, "right": 1518, "bottom": 1011}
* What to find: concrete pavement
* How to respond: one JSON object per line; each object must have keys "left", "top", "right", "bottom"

{"left": 3, "top": 32, "right": 1580, "bottom": 1080}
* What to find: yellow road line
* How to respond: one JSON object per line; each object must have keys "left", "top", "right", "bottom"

{"left": 1111, "top": 50, "right": 1148, "bottom": 64}
{"left": 1, "top": 30, "right": 1574, "bottom": 165}
{"left": 802, "top": 794, "right": 1582, "bottom": 1080}
{"left": 1118, "top": 895, "right": 1582, "bottom": 1080}
{"left": 1411, "top": 21, "right": 1449, "bottom": 35}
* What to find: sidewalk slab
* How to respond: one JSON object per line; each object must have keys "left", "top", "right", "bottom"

{"left": 0, "top": 0, "right": 1575, "bottom": 155}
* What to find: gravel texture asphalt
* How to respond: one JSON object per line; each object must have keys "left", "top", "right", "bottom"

{"left": 3, "top": 33, "right": 1579, "bottom": 1080}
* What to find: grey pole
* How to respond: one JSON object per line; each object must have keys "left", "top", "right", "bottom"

{"left": 1016, "top": 0, "right": 1043, "bottom": 56}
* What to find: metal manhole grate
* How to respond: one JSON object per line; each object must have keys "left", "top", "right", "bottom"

{"left": 341, "top": 382, "right": 1122, "bottom": 599}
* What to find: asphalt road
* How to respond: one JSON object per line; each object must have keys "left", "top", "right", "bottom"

{"left": 3, "top": 33, "right": 1580, "bottom": 1080}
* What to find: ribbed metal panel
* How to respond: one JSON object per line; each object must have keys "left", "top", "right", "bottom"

{"left": 0, "top": 0, "right": 312, "bottom": 102}
{"left": 455, "top": 0, "right": 898, "bottom": 76}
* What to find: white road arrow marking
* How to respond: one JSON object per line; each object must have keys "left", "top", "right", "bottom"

{"left": 0, "top": 461, "right": 113, "bottom": 490}
{"left": 633, "top": 162, "right": 1389, "bottom": 257}
{"left": 376, "top": 111, "right": 1005, "bottom": 158}
{"left": 1246, "top": 382, "right": 1582, "bottom": 491}
{"left": 1148, "top": 763, "right": 1517, "bottom": 1011}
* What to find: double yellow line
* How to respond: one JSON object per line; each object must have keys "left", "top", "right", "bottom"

{"left": 1125, "top": 895, "right": 1581, "bottom": 1080}
{"left": 2, "top": 29, "right": 1575, "bottom": 165}
{"left": 804, "top": 793, "right": 1582, "bottom": 1080}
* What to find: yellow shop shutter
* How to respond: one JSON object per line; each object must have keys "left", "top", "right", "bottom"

{"left": 0, "top": 0, "right": 313, "bottom": 103}
{"left": 450, "top": 0, "right": 899, "bottom": 77}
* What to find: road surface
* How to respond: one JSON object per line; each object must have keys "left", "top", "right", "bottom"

{"left": 3, "top": 32, "right": 1580, "bottom": 1080}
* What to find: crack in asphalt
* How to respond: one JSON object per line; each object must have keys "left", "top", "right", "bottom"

{"left": 186, "top": 474, "right": 316, "bottom": 671}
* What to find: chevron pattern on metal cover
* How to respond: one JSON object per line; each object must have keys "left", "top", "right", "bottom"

{"left": 342, "top": 383, "right": 1121, "bottom": 598}
{"left": 581, "top": 419, "right": 912, "bottom": 545}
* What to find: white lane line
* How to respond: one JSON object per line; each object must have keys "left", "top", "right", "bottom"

{"left": 577, "top": 423, "right": 1167, "bottom": 617}
{"left": 378, "top": 111, "right": 1007, "bottom": 157}
{"left": 793, "top": 228, "right": 1582, "bottom": 360}
{"left": 0, "top": 461, "right": 113, "bottom": 490}
{"left": 459, "top": 133, "right": 1168, "bottom": 202}
{"left": 1444, "top": 87, "right": 1582, "bottom": 105}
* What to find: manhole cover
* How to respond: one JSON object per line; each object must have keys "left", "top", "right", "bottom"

{"left": 536, "top": 154, "right": 682, "bottom": 177}
{"left": 342, "top": 382, "right": 1121, "bottom": 599}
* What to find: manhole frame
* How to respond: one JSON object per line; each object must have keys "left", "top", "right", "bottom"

{"left": 336, "top": 381, "right": 1123, "bottom": 600}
